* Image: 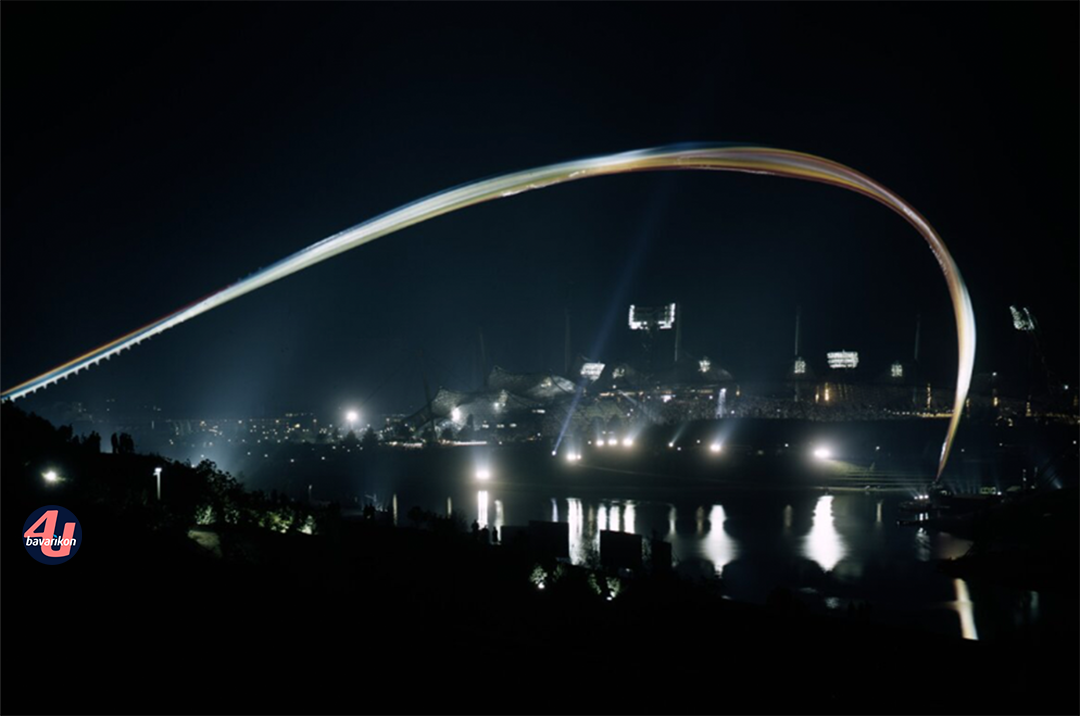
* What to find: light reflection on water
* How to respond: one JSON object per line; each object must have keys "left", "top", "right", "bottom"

{"left": 560, "top": 498, "right": 641, "bottom": 566}
{"left": 477, "top": 490, "right": 489, "bottom": 529}
{"left": 702, "top": 505, "right": 737, "bottom": 576}
{"left": 803, "top": 495, "right": 846, "bottom": 572}
{"left": 377, "top": 487, "right": 1040, "bottom": 641}
{"left": 952, "top": 578, "right": 979, "bottom": 640}
{"left": 567, "top": 498, "right": 585, "bottom": 564}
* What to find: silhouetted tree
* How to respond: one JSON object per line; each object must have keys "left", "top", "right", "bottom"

{"left": 111, "top": 432, "right": 119, "bottom": 453}
{"left": 83, "top": 431, "right": 101, "bottom": 453}
{"left": 361, "top": 429, "right": 379, "bottom": 450}
{"left": 343, "top": 430, "right": 360, "bottom": 449}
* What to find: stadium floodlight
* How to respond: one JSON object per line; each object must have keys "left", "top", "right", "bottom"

{"left": 1009, "top": 305, "right": 1036, "bottom": 332}
{"left": 628, "top": 303, "right": 676, "bottom": 331}
{"left": 827, "top": 351, "right": 859, "bottom": 369}
{"left": 580, "top": 362, "right": 605, "bottom": 382}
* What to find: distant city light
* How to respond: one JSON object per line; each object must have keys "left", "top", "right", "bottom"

{"left": 891, "top": 361, "right": 904, "bottom": 378}
{"left": 827, "top": 351, "right": 859, "bottom": 369}
{"left": 794, "top": 357, "right": 807, "bottom": 375}
{"left": 813, "top": 447, "right": 832, "bottom": 460}
{"left": 699, "top": 357, "right": 711, "bottom": 374}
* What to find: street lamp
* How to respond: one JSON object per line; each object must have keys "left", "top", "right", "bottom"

{"left": 154, "top": 467, "right": 163, "bottom": 500}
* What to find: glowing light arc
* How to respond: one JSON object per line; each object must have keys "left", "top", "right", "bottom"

{"left": 1, "top": 144, "right": 975, "bottom": 479}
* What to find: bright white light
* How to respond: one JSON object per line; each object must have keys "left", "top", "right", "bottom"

{"left": 607, "top": 438, "right": 617, "bottom": 446}
{"left": 668, "top": 442, "right": 674, "bottom": 448}
{"left": 710, "top": 443, "right": 722, "bottom": 453}
{"left": 891, "top": 361, "right": 904, "bottom": 378}
{"left": 346, "top": 410, "right": 359, "bottom": 423}
{"left": 580, "top": 362, "right": 605, "bottom": 381}
{"left": 1010, "top": 305, "right": 1036, "bottom": 332}
{"left": 794, "top": 357, "right": 807, "bottom": 375}
{"left": 42, "top": 470, "right": 59, "bottom": 482}
{"left": 451, "top": 407, "right": 462, "bottom": 422}
{"left": 813, "top": 447, "right": 832, "bottom": 460}
{"left": 699, "top": 357, "right": 711, "bottom": 373}
{"left": 476, "top": 468, "right": 491, "bottom": 481}
{"left": 622, "top": 438, "right": 633, "bottom": 448}
{"left": 628, "top": 303, "right": 676, "bottom": 331}
{"left": 827, "top": 351, "right": 859, "bottom": 369}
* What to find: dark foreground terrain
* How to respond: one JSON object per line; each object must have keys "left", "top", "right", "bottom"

{"left": 4, "top": 404, "right": 1076, "bottom": 715}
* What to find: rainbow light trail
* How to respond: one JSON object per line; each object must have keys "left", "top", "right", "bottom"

{"left": 2, "top": 144, "right": 975, "bottom": 480}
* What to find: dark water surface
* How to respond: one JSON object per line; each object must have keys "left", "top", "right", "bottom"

{"left": 301, "top": 445, "right": 1074, "bottom": 644}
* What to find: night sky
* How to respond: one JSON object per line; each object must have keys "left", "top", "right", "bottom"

{"left": 3, "top": 3, "right": 1077, "bottom": 419}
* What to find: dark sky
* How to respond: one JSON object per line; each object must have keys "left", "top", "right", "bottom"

{"left": 3, "top": 3, "right": 1077, "bottom": 419}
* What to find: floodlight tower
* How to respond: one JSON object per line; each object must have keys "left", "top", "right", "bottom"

{"left": 628, "top": 303, "right": 677, "bottom": 372}
{"left": 792, "top": 306, "right": 807, "bottom": 402}
{"left": 1010, "top": 305, "right": 1056, "bottom": 413}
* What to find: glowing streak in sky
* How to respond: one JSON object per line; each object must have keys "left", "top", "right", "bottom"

{"left": 2, "top": 144, "right": 975, "bottom": 479}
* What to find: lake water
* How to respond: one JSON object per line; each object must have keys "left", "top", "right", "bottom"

{"left": 327, "top": 448, "right": 1064, "bottom": 644}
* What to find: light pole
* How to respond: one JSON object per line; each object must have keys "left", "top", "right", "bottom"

{"left": 154, "top": 467, "right": 163, "bottom": 500}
